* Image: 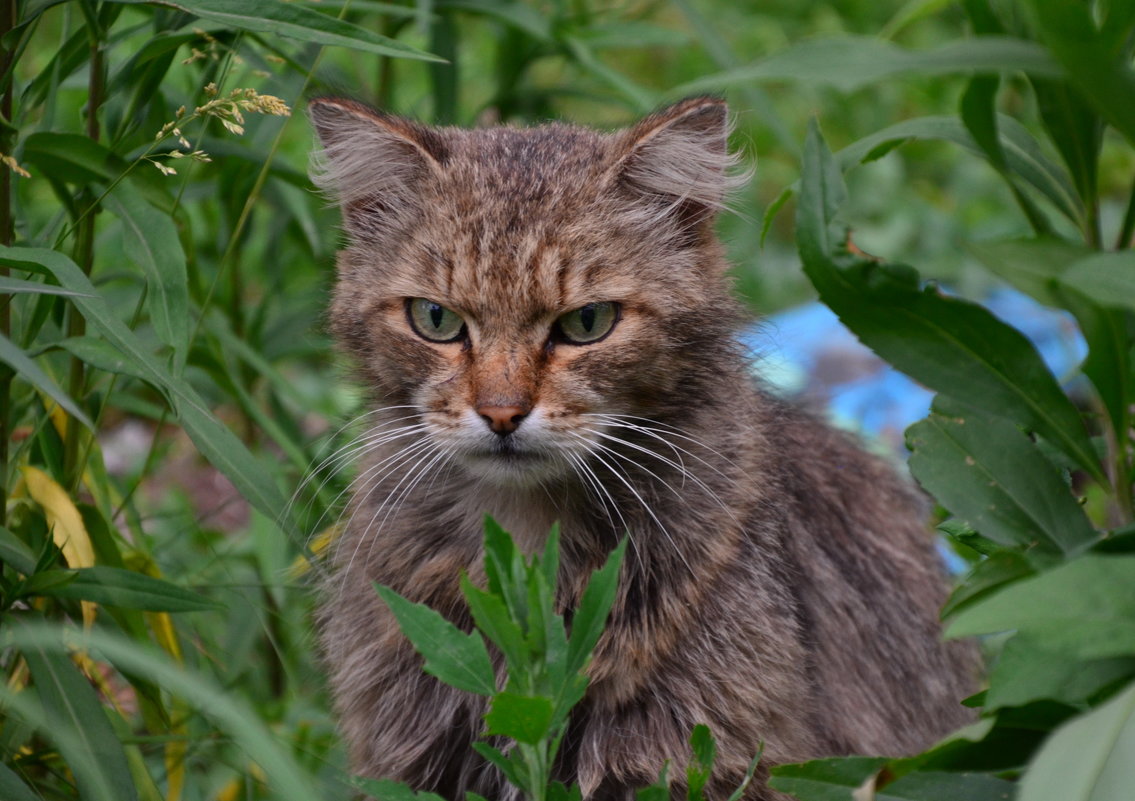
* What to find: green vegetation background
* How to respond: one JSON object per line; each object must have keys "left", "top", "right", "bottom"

{"left": 0, "top": 1, "right": 1133, "bottom": 800}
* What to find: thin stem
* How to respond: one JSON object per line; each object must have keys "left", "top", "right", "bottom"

{"left": 0, "top": 0, "right": 17, "bottom": 529}
{"left": 1116, "top": 172, "right": 1135, "bottom": 250}
{"left": 64, "top": 22, "right": 105, "bottom": 490}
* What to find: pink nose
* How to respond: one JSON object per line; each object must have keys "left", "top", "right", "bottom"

{"left": 477, "top": 404, "right": 529, "bottom": 435}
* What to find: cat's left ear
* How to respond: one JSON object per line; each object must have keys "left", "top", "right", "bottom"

{"left": 613, "top": 97, "right": 743, "bottom": 227}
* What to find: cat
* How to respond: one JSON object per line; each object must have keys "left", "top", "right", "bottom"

{"left": 307, "top": 95, "right": 975, "bottom": 801}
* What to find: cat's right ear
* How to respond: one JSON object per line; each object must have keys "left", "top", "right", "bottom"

{"left": 308, "top": 98, "right": 447, "bottom": 240}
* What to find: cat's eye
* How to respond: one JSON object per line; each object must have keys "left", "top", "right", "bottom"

{"left": 555, "top": 302, "right": 620, "bottom": 345}
{"left": 407, "top": 298, "right": 466, "bottom": 343}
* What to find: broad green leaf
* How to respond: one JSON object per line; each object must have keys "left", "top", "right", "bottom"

{"left": 482, "top": 515, "right": 527, "bottom": 623}
{"left": 1018, "top": 680, "right": 1135, "bottom": 801}
{"left": 1060, "top": 251, "right": 1135, "bottom": 312}
{"left": 105, "top": 186, "right": 189, "bottom": 362}
{"left": 41, "top": 566, "right": 222, "bottom": 611}
{"left": 566, "top": 537, "right": 627, "bottom": 677}
{"left": 906, "top": 399, "right": 1098, "bottom": 555}
{"left": 0, "top": 246, "right": 293, "bottom": 533}
{"left": 673, "top": 35, "right": 1062, "bottom": 96}
{"left": 969, "top": 238, "right": 1089, "bottom": 308}
{"left": 796, "top": 122, "right": 1104, "bottom": 484}
{"left": 375, "top": 583, "right": 496, "bottom": 696}
{"left": 768, "top": 756, "right": 888, "bottom": 800}
{"left": 0, "top": 331, "right": 93, "bottom": 429}
{"left": 4, "top": 624, "right": 321, "bottom": 801}
{"left": 0, "top": 526, "right": 37, "bottom": 574}
{"left": 876, "top": 771, "right": 1017, "bottom": 800}
{"left": 947, "top": 555, "right": 1135, "bottom": 660}
{"left": 0, "top": 763, "right": 39, "bottom": 801}
{"left": 19, "top": 624, "right": 138, "bottom": 801}
{"left": 109, "top": 0, "right": 442, "bottom": 61}
{"left": 485, "top": 691, "right": 555, "bottom": 745}
{"left": 687, "top": 724, "right": 716, "bottom": 801}
{"left": 985, "top": 634, "right": 1135, "bottom": 712}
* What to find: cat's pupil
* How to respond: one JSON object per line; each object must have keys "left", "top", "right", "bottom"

{"left": 580, "top": 305, "right": 596, "bottom": 332}
{"left": 429, "top": 304, "right": 444, "bottom": 329}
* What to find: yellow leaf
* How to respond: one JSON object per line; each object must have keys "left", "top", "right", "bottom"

{"left": 287, "top": 523, "right": 339, "bottom": 578}
{"left": 22, "top": 465, "right": 97, "bottom": 626}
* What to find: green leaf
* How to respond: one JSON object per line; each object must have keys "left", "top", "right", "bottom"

{"left": 1060, "top": 251, "right": 1135, "bottom": 312}
{"left": 875, "top": 771, "right": 1017, "bottom": 800}
{"left": 105, "top": 186, "right": 189, "bottom": 362}
{"left": 941, "top": 549, "right": 1037, "bottom": 618}
{"left": 19, "top": 623, "right": 139, "bottom": 801}
{"left": 0, "top": 275, "right": 92, "bottom": 296}
{"left": 0, "top": 246, "right": 293, "bottom": 533}
{"left": 0, "top": 330, "right": 93, "bottom": 429}
{"left": 1025, "top": 0, "right": 1135, "bottom": 146}
{"left": 40, "top": 566, "right": 222, "bottom": 611}
{"left": 673, "top": 35, "right": 1062, "bottom": 96}
{"left": 566, "top": 537, "right": 626, "bottom": 677}
{"left": 985, "top": 634, "right": 1135, "bottom": 712}
{"left": 1017, "top": 680, "right": 1135, "bottom": 801}
{"left": 435, "top": 0, "right": 551, "bottom": 41}
{"left": 108, "top": 0, "right": 442, "bottom": 61}
{"left": 58, "top": 335, "right": 151, "bottom": 383}
{"left": 352, "top": 777, "right": 448, "bottom": 801}
{"left": 461, "top": 577, "right": 527, "bottom": 673}
{"left": 0, "top": 763, "right": 39, "bottom": 801}
{"left": 636, "top": 762, "right": 672, "bottom": 801}
{"left": 796, "top": 122, "right": 1104, "bottom": 484}
{"left": 946, "top": 555, "right": 1135, "bottom": 660}
{"left": 906, "top": 399, "right": 1098, "bottom": 555}
{"left": 0, "top": 526, "right": 38, "bottom": 574}
{"left": 687, "top": 724, "right": 716, "bottom": 801}
{"left": 485, "top": 691, "right": 555, "bottom": 745}
{"left": 374, "top": 583, "right": 496, "bottom": 696}
{"left": 768, "top": 756, "right": 888, "bottom": 800}
{"left": 471, "top": 742, "right": 525, "bottom": 787}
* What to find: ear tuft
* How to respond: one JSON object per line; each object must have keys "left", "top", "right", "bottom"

{"left": 308, "top": 98, "right": 448, "bottom": 239}
{"left": 614, "top": 97, "right": 747, "bottom": 227}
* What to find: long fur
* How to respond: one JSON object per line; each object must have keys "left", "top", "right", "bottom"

{"left": 306, "top": 96, "right": 976, "bottom": 801}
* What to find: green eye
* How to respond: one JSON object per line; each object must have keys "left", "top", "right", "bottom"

{"left": 556, "top": 302, "right": 620, "bottom": 345}
{"left": 407, "top": 298, "right": 466, "bottom": 342}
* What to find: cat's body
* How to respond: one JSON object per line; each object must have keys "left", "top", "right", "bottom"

{"left": 309, "top": 97, "right": 974, "bottom": 800}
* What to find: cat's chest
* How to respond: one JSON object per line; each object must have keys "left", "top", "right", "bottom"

{"left": 450, "top": 483, "right": 564, "bottom": 556}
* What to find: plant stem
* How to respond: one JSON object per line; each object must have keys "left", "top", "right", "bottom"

{"left": 1116, "top": 172, "right": 1135, "bottom": 250}
{"left": 64, "top": 22, "right": 105, "bottom": 490}
{"left": 0, "top": 0, "right": 18, "bottom": 528}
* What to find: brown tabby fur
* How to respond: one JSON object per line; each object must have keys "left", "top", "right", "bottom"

{"left": 307, "top": 96, "right": 975, "bottom": 801}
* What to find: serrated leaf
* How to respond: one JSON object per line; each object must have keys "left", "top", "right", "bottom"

{"left": 485, "top": 691, "right": 555, "bottom": 745}
{"left": 108, "top": 0, "right": 442, "bottom": 61}
{"left": 41, "top": 566, "right": 222, "bottom": 612}
{"left": 0, "top": 332, "right": 93, "bottom": 429}
{"left": 687, "top": 724, "right": 716, "bottom": 801}
{"left": 375, "top": 584, "right": 496, "bottom": 696}
{"left": 673, "top": 35, "right": 1061, "bottom": 96}
{"left": 566, "top": 538, "right": 626, "bottom": 677}
{"left": 1018, "top": 680, "right": 1135, "bottom": 801}
{"left": 768, "top": 756, "right": 887, "bottom": 800}
{"left": 472, "top": 742, "right": 525, "bottom": 787}
{"left": 796, "top": 122, "right": 1104, "bottom": 484}
{"left": 461, "top": 577, "right": 527, "bottom": 672}
{"left": 906, "top": 400, "right": 1098, "bottom": 555}
{"left": 946, "top": 555, "right": 1135, "bottom": 660}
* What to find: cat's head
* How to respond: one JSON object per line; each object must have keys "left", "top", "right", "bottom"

{"left": 309, "top": 97, "right": 747, "bottom": 487}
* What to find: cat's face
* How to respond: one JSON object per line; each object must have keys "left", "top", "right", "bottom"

{"left": 310, "top": 98, "right": 743, "bottom": 487}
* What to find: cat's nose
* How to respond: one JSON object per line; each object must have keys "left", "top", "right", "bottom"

{"left": 477, "top": 404, "right": 529, "bottom": 436}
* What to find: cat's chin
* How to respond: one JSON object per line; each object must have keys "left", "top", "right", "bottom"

{"left": 458, "top": 449, "right": 565, "bottom": 488}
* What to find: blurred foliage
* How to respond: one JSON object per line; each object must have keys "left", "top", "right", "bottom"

{"left": 0, "top": 0, "right": 1131, "bottom": 799}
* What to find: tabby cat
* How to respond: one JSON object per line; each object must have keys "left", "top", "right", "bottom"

{"left": 307, "top": 96, "right": 974, "bottom": 801}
